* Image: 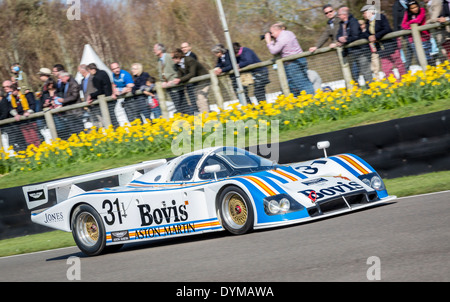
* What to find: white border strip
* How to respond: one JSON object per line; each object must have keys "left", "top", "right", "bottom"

{"left": 0, "top": 246, "right": 77, "bottom": 259}
{"left": 396, "top": 190, "right": 450, "bottom": 200}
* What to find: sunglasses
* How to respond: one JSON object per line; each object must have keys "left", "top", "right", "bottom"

{"left": 324, "top": 10, "right": 334, "bottom": 15}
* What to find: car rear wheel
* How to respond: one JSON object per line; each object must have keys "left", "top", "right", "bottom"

{"left": 71, "top": 204, "right": 107, "bottom": 256}
{"left": 218, "top": 186, "right": 254, "bottom": 235}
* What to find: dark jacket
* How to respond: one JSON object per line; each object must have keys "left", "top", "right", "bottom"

{"left": 25, "top": 92, "right": 39, "bottom": 112}
{"left": 186, "top": 51, "right": 198, "bottom": 61}
{"left": 91, "top": 70, "right": 113, "bottom": 99}
{"left": 215, "top": 51, "right": 233, "bottom": 73}
{"left": 132, "top": 72, "right": 150, "bottom": 93}
{"left": 236, "top": 47, "right": 270, "bottom": 85}
{"left": 361, "top": 14, "right": 398, "bottom": 57}
{"left": 393, "top": 0, "right": 407, "bottom": 30}
{"left": 0, "top": 96, "right": 9, "bottom": 120}
{"left": 61, "top": 76, "right": 81, "bottom": 106}
{"left": 177, "top": 56, "right": 208, "bottom": 83}
{"left": 237, "top": 47, "right": 262, "bottom": 69}
{"left": 440, "top": 0, "right": 450, "bottom": 18}
{"left": 337, "top": 14, "right": 369, "bottom": 54}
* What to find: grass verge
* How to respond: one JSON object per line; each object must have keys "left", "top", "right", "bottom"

{"left": 0, "top": 170, "right": 449, "bottom": 258}
{"left": 0, "top": 230, "right": 75, "bottom": 257}
{"left": 384, "top": 170, "right": 450, "bottom": 197}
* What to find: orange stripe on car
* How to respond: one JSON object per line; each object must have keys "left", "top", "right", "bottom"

{"left": 244, "top": 176, "right": 277, "bottom": 196}
{"left": 338, "top": 155, "right": 369, "bottom": 175}
{"left": 273, "top": 169, "right": 298, "bottom": 181}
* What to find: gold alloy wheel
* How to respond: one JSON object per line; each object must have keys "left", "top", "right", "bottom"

{"left": 75, "top": 212, "right": 100, "bottom": 247}
{"left": 228, "top": 194, "right": 248, "bottom": 225}
{"left": 85, "top": 215, "right": 99, "bottom": 242}
{"left": 222, "top": 191, "right": 249, "bottom": 230}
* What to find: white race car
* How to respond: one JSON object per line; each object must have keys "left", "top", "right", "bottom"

{"left": 24, "top": 142, "right": 396, "bottom": 256}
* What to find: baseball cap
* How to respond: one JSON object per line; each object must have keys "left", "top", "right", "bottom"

{"left": 361, "top": 5, "right": 376, "bottom": 12}
{"left": 37, "top": 68, "right": 52, "bottom": 76}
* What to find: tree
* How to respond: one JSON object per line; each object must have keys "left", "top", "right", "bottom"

{"left": 0, "top": 0, "right": 399, "bottom": 90}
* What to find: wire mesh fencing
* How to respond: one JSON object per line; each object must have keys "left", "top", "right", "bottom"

{"left": 429, "top": 24, "right": 450, "bottom": 66}
{"left": 163, "top": 77, "right": 214, "bottom": 117}
{"left": 1, "top": 22, "right": 449, "bottom": 155}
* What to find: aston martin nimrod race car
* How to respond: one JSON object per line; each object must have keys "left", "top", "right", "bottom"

{"left": 24, "top": 143, "right": 396, "bottom": 256}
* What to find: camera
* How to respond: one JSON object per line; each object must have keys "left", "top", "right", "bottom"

{"left": 260, "top": 32, "right": 273, "bottom": 40}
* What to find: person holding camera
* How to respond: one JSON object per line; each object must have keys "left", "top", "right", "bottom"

{"left": 265, "top": 23, "right": 314, "bottom": 96}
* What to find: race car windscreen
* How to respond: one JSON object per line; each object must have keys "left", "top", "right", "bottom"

{"left": 199, "top": 147, "right": 274, "bottom": 179}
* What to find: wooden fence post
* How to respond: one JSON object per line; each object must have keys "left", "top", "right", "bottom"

{"left": 156, "top": 82, "right": 169, "bottom": 119}
{"left": 275, "top": 59, "right": 291, "bottom": 96}
{"left": 209, "top": 70, "right": 224, "bottom": 109}
{"left": 44, "top": 110, "right": 58, "bottom": 140}
{"left": 336, "top": 47, "right": 354, "bottom": 89}
{"left": 98, "top": 95, "right": 112, "bottom": 127}
{"left": 411, "top": 23, "right": 428, "bottom": 70}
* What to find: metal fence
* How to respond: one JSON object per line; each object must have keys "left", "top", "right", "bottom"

{"left": 1, "top": 22, "right": 449, "bottom": 154}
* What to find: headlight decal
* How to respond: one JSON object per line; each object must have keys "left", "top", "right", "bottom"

{"left": 263, "top": 194, "right": 304, "bottom": 216}
{"left": 358, "top": 173, "right": 388, "bottom": 198}
{"left": 358, "top": 173, "right": 385, "bottom": 191}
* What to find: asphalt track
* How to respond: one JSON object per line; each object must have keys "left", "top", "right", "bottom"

{"left": 1, "top": 191, "right": 449, "bottom": 282}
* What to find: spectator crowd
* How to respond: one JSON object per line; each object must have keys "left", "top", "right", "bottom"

{"left": 0, "top": 1, "right": 449, "bottom": 149}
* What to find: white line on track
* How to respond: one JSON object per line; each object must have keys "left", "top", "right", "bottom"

{"left": 0, "top": 246, "right": 77, "bottom": 260}
{"left": 396, "top": 189, "right": 450, "bottom": 200}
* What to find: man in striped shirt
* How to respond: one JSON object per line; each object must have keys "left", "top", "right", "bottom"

{"left": 265, "top": 23, "right": 314, "bottom": 96}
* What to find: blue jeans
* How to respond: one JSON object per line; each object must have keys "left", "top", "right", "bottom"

{"left": 151, "top": 106, "right": 162, "bottom": 118}
{"left": 284, "top": 57, "right": 314, "bottom": 96}
{"left": 411, "top": 40, "right": 432, "bottom": 64}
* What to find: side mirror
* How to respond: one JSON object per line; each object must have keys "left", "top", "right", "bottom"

{"left": 204, "top": 164, "right": 221, "bottom": 173}
{"left": 204, "top": 164, "right": 221, "bottom": 180}
{"left": 317, "top": 141, "right": 330, "bottom": 158}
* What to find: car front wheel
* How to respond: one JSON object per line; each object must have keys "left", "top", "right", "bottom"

{"left": 218, "top": 186, "right": 254, "bottom": 235}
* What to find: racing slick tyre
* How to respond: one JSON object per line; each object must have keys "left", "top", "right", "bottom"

{"left": 217, "top": 186, "right": 254, "bottom": 235}
{"left": 71, "top": 204, "right": 107, "bottom": 256}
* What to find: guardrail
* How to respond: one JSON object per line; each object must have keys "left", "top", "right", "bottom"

{"left": 0, "top": 21, "right": 449, "bottom": 152}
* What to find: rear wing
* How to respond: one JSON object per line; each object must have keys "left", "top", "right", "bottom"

{"left": 23, "top": 159, "right": 166, "bottom": 210}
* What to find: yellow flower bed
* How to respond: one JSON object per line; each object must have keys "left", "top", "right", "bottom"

{"left": 1, "top": 62, "right": 450, "bottom": 173}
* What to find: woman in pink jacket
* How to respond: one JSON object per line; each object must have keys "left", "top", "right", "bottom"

{"left": 401, "top": 0, "right": 432, "bottom": 63}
